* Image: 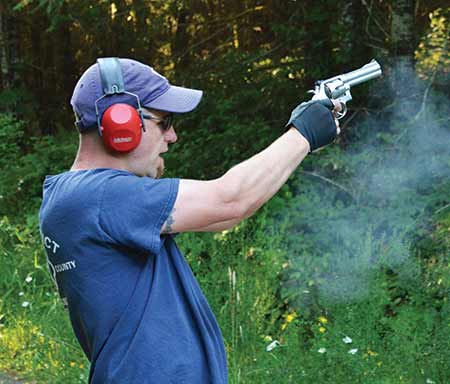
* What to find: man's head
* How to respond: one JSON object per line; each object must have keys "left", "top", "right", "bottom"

{"left": 70, "top": 58, "right": 202, "bottom": 177}
{"left": 129, "top": 108, "right": 178, "bottom": 178}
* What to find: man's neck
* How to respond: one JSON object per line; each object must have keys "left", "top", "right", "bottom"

{"left": 71, "top": 133, "right": 129, "bottom": 172}
{"left": 70, "top": 156, "right": 130, "bottom": 172}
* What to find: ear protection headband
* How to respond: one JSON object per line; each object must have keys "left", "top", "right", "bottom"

{"left": 95, "top": 57, "right": 146, "bottom": 152}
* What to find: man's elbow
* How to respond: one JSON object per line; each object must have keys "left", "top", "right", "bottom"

{"left": 195, "top": 201, "right": 245, "bottom": 233}
{"left": 223, "top": 200, "right": 247, "bottom": 224}
{"left": 215, "top": 176, "right": 255, "bottom": 224}
{"left": 220, "top": 200, "right": 258, "bottom": 231}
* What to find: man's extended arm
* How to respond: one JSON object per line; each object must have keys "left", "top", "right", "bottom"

{"left": 161, "top": 128, "right": 309, "bottom": 233}
{"left": 161, "top": 101, "right": 339, "bottom": 234}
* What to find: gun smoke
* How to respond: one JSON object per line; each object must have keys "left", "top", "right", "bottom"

{"left": 285, "top": 63, "right": 450, "bottom": 305}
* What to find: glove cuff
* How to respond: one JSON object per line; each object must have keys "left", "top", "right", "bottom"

{"left": 287, "top": 100, "right": 336, "bottom": 152}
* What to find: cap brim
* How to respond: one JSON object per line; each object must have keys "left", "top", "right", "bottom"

{"left": 145, "top": 85, "right": 203, "bottom": 113}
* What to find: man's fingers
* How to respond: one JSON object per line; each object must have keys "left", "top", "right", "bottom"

{"left": 332, "top": 100, "right": 343, "bottom": 112}
{"left": 335, "top": 118, "right": 340, "bottom": 135}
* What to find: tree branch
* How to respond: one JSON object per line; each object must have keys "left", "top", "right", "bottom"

{"left": 414, "top": 33, "right": 449, "bottom": 121}
{"left": 299, "top": 171, "right": 356, "bottom": 200}
{"left": 174, "top": 26, "right": 228, "bottom": 62}
{"left": 361, "top": 0, "right": 390, "bottom": 42}
{"left": 435, "top": 203, "right": 450, "bottom": 215}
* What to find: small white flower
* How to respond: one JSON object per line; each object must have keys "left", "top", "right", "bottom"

{"left": 318, "top": 348, "right": 327, "bottom": 354}
{"left": 266, "top": 340, "right": 280, "bottom": 352}
{"left": 21, "top": 301, "right": 30, "bottom": 308}
{"left": 18, "top": 291, "right": 24, "bottom": 296}
{"left": 25, "top": 276, "right": 33, "bottom": 283}
{"left": 426, "top": 379, "right": 435, "bottom": 384}
{"left": 342, "top": 336, "right": 352, "bottom": 344}
{"left": 348, "top": 348, "right": 358, "bottom": 354}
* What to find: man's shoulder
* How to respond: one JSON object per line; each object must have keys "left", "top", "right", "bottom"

{"left": 41, "top": 169, "right": 135, "bottom": 209}
{"left": 104, "top": 173, "right": 179, "bottom": 202}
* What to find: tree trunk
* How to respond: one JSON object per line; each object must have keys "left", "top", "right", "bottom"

{"left": 55, "top": 3, "right": 76, "bottom": 129}
{"left": 341, "top": 0, "right": 367, "bottom": 63}
{"left": 173, "top": 6, "right": 190, "bottom": 78}
{"left": 390, "top": 0, "right": 418, "bottom": 117}
{"left": 0, "top": 8, "right": 9, "bottom": 92}
{"left": 391, "top": 0, "right": 416, "bottom": 57}
{"left": 0, "top": 6, "right": 19, "bottom": 112}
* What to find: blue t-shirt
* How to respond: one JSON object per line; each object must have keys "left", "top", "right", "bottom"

{"left": 38, "top": 169, "right": 227, "bottom": 383}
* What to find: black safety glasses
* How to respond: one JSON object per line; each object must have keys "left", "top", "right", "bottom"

{"left": 141, "top": 112, "right": 173, "bottom": 131}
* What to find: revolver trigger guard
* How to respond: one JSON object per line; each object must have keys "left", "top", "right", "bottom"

{"left": 336, "top": 103, "right": 347, "bottom": 120}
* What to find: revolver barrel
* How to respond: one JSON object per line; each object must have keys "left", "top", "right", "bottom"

{"left": 311, "top": 59, "right": 383, "bottom": 118}
{"left": 340, "top": 59, "right": 382, "bottom": 87}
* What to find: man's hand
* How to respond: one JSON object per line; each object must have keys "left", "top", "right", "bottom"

{"left": 332, "top": 100, "right": 342, "bottom": 135}
{"left": 286, "top": 99, "right": 341, "bottom": 152}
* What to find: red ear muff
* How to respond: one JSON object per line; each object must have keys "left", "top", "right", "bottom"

{"left": 101, "top": 103, "right": 143, "bottom": 152}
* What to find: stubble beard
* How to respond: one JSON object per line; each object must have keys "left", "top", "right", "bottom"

{"left": 155, "top": 157, "right": 165, "bottom": 179}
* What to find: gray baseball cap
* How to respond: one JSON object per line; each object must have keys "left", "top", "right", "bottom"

{"left": 71, "top": 58, "right": 203, "bottom": 131}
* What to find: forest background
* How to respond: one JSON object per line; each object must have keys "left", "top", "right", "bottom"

{"left": 0, "top": 0, "right": 449, "bottom": 383}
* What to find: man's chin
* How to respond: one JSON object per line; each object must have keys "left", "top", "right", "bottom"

{"left": 145, "top": 157, "right": 165, "bottom": 179}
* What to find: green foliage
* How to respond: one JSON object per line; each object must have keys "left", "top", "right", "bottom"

{"left": 165, "top": 87, "right": 279, "bottom": 179}
{"left": 0, "top": 113, "right": 77, "bottom": 217}
{"left": 416, "top": 8, "right": 450, "bottom": 84}
{"left": 0, "top": 114, "right": 25, "bottom": 169}
{"left": 0, "top": 217, "right": 87, "bottom": 383}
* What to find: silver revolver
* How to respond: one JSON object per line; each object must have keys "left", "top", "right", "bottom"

{"left": 309, "top": 59, "right": 382, "bottom": 119}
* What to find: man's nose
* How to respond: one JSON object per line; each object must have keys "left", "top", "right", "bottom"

{"left": 164, "top": 126, "right": 177, "bottom": 143}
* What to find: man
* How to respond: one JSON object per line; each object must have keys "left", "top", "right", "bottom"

{"left": 39, "top": 57, "right": 340, "bottom": 383}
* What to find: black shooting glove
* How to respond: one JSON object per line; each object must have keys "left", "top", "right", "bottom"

{"left": 286, "top": 99, "right": 337, "bottom": 152}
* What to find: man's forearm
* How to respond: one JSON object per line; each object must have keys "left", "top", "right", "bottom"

{"left": 219, "top": 127, "right": 310, "bottom": 219}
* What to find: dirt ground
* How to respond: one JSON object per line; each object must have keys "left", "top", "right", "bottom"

{"left": 0, "top": 373, "right": 26, "bottom": 384}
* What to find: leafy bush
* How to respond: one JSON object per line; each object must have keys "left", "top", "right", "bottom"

{"left": 0, "top": 114, "right": 25, "bottom": 169}
{"left": 0, "top": 113, "right": 78, "bottom": 218}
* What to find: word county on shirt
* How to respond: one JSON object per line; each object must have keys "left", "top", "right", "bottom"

{"left": 54, "top": 260, "right": 77, "bottom": 273}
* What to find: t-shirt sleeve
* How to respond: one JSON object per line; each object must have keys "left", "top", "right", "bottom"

{"left": 99, "top": 174, "right": 179, "bottom": 254}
